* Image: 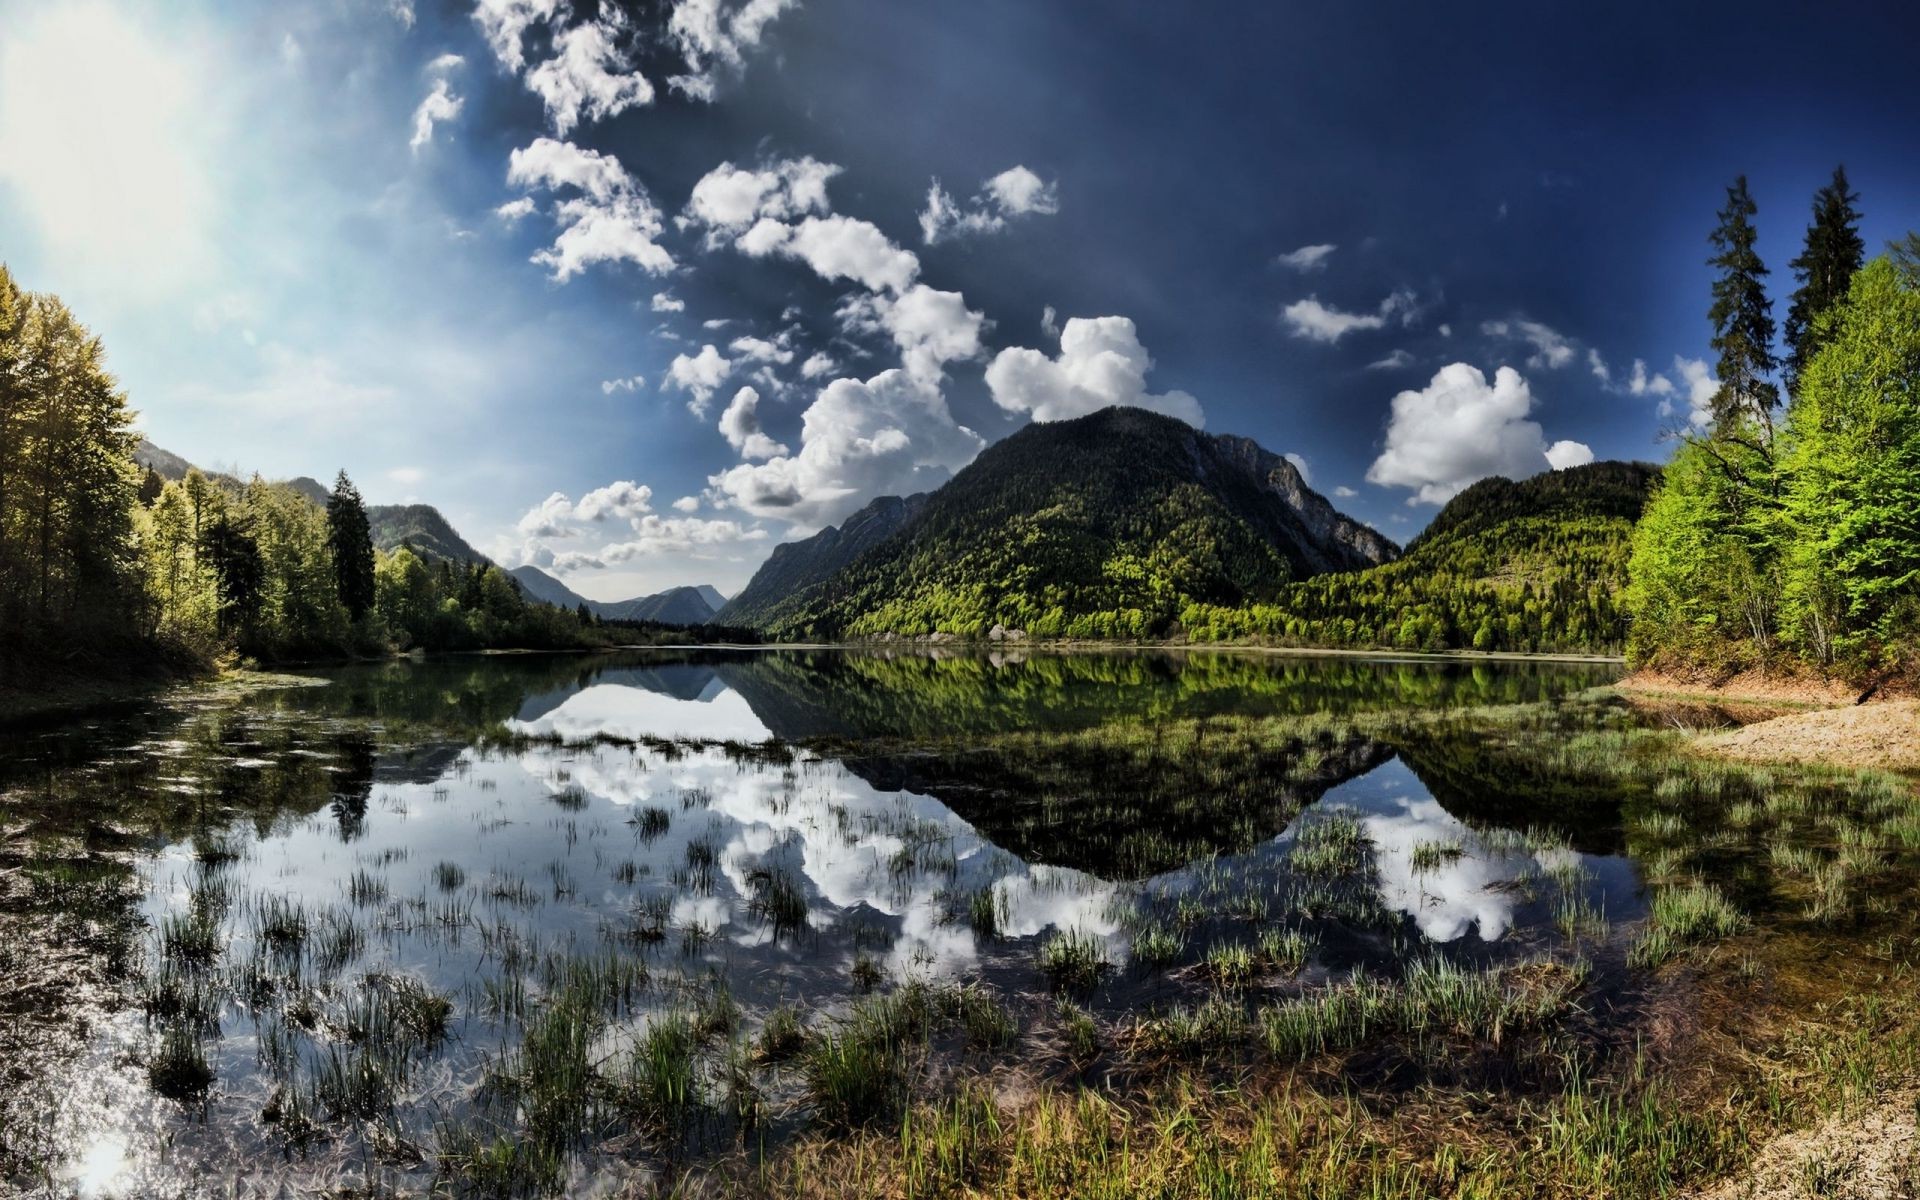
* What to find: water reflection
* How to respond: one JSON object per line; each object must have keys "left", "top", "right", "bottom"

{"left": 0, "top": 647, "right": 1633, "bottom": 1196}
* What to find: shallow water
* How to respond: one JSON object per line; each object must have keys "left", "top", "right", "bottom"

{"left": 2, "top": 648, "right": 1644, "bottom": 1195}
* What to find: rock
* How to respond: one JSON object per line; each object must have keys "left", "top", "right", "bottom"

{"left": 988, "top": 623, "right": 1008, "bottom": 642}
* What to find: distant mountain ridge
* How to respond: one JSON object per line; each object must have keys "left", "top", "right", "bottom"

{"left": 136, "top": 440, "right": 727, "bottom": 626}
{"left": 720, "top": 406, "right": 1398, "bottom": 639}
{"left": 507, "top": 565, "right": 725, "bottom": 625}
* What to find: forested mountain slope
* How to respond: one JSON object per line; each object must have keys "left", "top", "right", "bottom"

{"left": 730, "top": 407, "right": 1398, "bottom": 639}
{"left": 1183, "top": 461, "right": 1659, "bottom": 653}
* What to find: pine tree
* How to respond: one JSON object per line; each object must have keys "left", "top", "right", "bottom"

{"left": 326, "top": 470, "right": 376, "bottom": 622}
{"left": 1784, "top": 166, "right": 1865, "bottom": 398}
{"left": 1706, "top": 176, "right": 1781, "bottom": 447}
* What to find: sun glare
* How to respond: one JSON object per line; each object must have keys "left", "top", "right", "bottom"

{"left": 0, "top": 3, "right": 214, "bottom": 294}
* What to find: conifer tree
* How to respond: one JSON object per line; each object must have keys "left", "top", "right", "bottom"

{"left": 1706, "top": 176, "right": 1781, "bottom": 447}
{"left": 1784, "top": 165, "right": 1864, "bottom": 398}
{"left": 326, "top": 471, "right": 376, "bottom": 621}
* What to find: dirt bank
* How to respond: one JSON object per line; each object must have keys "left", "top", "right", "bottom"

{"left": 1692, "top": 700, "right": 1920, "bottom": 773}
{"left": 1691, "top": 1085, "right": 1918, "bottom": 1199}
{"left": 1617, "top": 668, "right": 1871, "bottom": 707}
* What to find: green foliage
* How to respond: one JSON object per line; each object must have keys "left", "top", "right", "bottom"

{"left": 1184, "top": 463, "right": 1656, "bottom": 654}
{"left": 1629, "top": 175, "right": 1920, "bottom": 680}
{"left": 1777, "top": 258, "right": 1920, "bottom": 665}
{"left": 326, "top": 471, "right": 376, "bottom": 621}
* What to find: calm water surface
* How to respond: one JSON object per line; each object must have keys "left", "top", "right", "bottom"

{"left": 1, "top": 648, "right": 1633, "bottom": 1196}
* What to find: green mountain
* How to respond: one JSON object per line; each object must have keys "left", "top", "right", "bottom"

{"left": 366, "top": 504, "right": 491, "bottom": 567}
{"left": 725, "top": 406, "right": 1398, "bottom": 639}
{"left": 1182, "top": 460, "right": 1660, "bottom": 653}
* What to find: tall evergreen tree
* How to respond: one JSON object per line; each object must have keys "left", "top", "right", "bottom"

{"left": 325, "top": 470, "right": 376, "bottom": 622}
{"left": 1783, "top": 165, "right": 1865, "bottom": 398}
{"left": 1706, "top": 176, "right": 1781, "bottom": 447}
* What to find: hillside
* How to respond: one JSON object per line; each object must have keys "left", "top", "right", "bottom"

{"left": 727, "top": 407, "right": 1398, "bottom": 640}
{"left": 716, "top": 493, "right": 928, "bottom": 627}
{"left": 1183, "top": 461, "right": 1659, "bottom": 653}
{"left": 366, "top": 504, "right": 492, "bottom": 567}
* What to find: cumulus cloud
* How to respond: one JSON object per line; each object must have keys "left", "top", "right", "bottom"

{"left": 709, "top": 368, "right": 984, "bottom": 527}
{"left": 1368, "top": 349, "right": 1415, "bottom": 371}
{"left": 666, "top": 344, "right": 733, "bottom": 415}
{"left": 495, "top": 196, "right": 536, "bottom": 221}
{"left": 671, "top": 495, "right": 701, "bottom": 513}
{"left": 1365, "top": 363, "right": 1585, "bottom": 504}
{"left": 985, "top": 315, "right": 1203, "bottom": 427}
{"left": 1333, "top": 485, "right": 1358, "bottom": 498}
{"left": 918, "top": 165, "right": 1059, "bottom": 243}
{"left": 473, "top": 0, "right": 562, "bottom": 72}
{"left": 1586, "top": 348, "right": 1610, "bottom": 384}
{"left": 651, "top": 291, "right": 686, "bottom": 313}
{"left": 728, "top": 334, "right": 794, "bottom": 365}
{"left": 600, "top": 374, "right": 645, "bottom": 394}
{"left": 684, "top": 158, "right": 839, "bottom": 241}
{"left": 409, "top": 77, "right": 462, "bottom": 150}
{"left": 1283, "top": 288, "right": 1418, "bottom": 343}
{"left": 1481, "top": 318, "right": 1575, "bottom": 369}
{"left": 503, "top": 475, "right": 764, "bottom": 574}
{"left": 1545, "top": 439, "right": 1595, "bottom": 470}
{"left": 775, "top": 215, "right": 920, "bottom": 293}
{"left": 843, "top": 284, "right": 986, "bottom": 383}
{"left": 525, "top": 14, "right": 653, "bottom": 135}
{"left": 1276, "top": 243, "right": 1337, "bottom": 272}
{"left": 718, "top": 385, "right": 789, "bottom": 459}
{"left": 505, "top": 137, "right": 672, "bottom": 279}
{"left": 799, "top": 351, "right": 837, "bottom": 379}
{"left": 1284, "top": 452, "right": 1313, "bottom": 483}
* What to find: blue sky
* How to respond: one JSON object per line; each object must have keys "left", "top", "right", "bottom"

{"left": 1, "top": 0, "right": 1917, "bottom": 599}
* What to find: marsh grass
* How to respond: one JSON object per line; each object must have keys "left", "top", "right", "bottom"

{"left": 1038, "top": 930, "right": 1111, "bottom": 995}
{"left": 1629, "top": 882, "right": 1746, "bottom": 969}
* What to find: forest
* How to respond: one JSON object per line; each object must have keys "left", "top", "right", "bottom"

{"left": 1625, "top": 169, "right": 1920, "bottom": 683}
{"left": 0, "top": 263, "right": 612, "bottom": 695}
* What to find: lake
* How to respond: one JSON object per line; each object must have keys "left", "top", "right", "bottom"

{"left": 4, "top": 647, "right": 1901, "bottom": 1197}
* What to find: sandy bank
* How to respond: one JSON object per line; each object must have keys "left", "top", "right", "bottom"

{"left": 1691, "top": 700, "right": 1920, "bottom": 772}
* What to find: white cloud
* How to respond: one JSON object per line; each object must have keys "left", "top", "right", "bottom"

{"left": 506, "top": 137, "right": 672, "bottom": 279}
{"left": 672, "top": 495, "right": 701, "bottom": 513}
{"left": 1671, "top": 356, "right": 1718, "bottom": 429}
{"left": 729, "top": 335, "right": 794, "bottom": 365}
{"left": 602, "top": 514, "right": 767, "bottom": 560}
{"left": 472, "top": 0, "right": 563, "bottom": 73}
{"left": 1333, "top": 485, "right": 1358, "bottom": 498}
{"left": 919, "top": 165, "right": 1059, "bottom": 243}
{"left": 983, "top": 166, "right": 1059, "bottom": 216}
{"left": 409, "top": 78, "right": 463, "bottom": 151}
{"left": 710, "top": 368, "right": 984, "bottom": 527}
{"left": 427, "top": 53, "right": 465, "bottom": 75}
{"left": 1627, "top": 358, "right": 1673, "bottom": 398}
{"left": 1276, "top": 243, "right": 1337, "bottom": 273}
{"left": 1041, "top": 305, "right": 1060, "bottom": 338}
{"left": 601, "top": 374, "right": 645, "bottom": 394}
{"left": 776, "top": 215, "right": 920, "bottom": 293}
{"left": 1365, "top": 363, "right": 1579, "bottom": 504}
{"left": 390, "top": 0, "right": 418, "bottom": 30}
{"left": 718, "top": 386, "right": 789, "bottom": 459}
{"left": 985, "top": 315, "right": 1203, "bottom": 427}
{"left": 517, "top": 490, "right": 579, "bottom": 538}
{"left": 799, "top": 351, "right": 837, "bottom": 379}
{"left": 666, "top": 0, "right": 798, "bottom": 100}
{"left": 1481, "top": 318, "right": 1575, "bottom": 370}
{"left": 1284, "top": 452, "right": 1313, "bottom": 483}
{"left": 1367, "top": 349, "right": 1415, "bottom": 371}
{"left": 575, "top": 480, "right": 653, "bottom": 522}
{"left": 525, "top": 15, "right": 653, "bottom": 135}
{"left": 1283, "top": 297, "right": 1385, "bottom": 344}
{"left": 684, "top": 158, "right": 839, "bottom": 241}
{"left": 666, "top": 344, "right": 734, "bottom": 415}
{"left": 651, "top": 292, "right": 686, "bottom": 313}
{"left": 846, "top": 285, "right": 986, "bottom": 383}
{"left": 1545, "top": 440, "right": 1595, "bottom": 470}
{"left": 1586, "top": 348, "right": 1610, "bottom": 384}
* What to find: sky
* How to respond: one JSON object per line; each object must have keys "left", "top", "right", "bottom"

{"left": 1, "top": 0, "right": 1917, "bottom": 601}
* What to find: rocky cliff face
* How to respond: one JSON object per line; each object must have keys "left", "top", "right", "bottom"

{"left": 1207, "top": 434, "right": 1397, "bottom": 572}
